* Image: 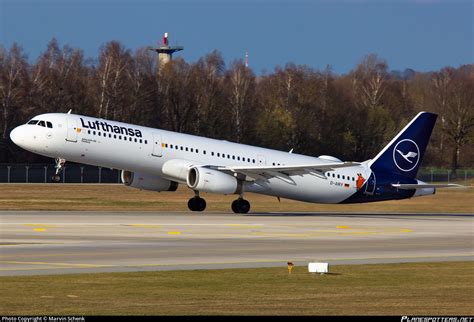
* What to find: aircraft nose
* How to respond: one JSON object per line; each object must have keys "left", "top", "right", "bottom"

{"left": 10, "top": 125, "right": 24, "bottom": 146}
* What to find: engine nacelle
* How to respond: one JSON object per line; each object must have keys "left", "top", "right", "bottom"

{"left": 187, "top": 167, "right": 240, "bottom": 195}
{"left": 121, "top": 170, "right": 178, "bottom": 192}
{"left": 162, "top": 159, "right": 196, "bottom": 183}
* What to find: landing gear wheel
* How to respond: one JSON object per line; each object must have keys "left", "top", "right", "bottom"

{"left": 231, "top": 199, "right": 250, "bottom": 214}
{"left": 52, "top": 158, "right": 66, "bottom": 183}
{"left": 188, "top": 197, "right": 206, "bottom": 212}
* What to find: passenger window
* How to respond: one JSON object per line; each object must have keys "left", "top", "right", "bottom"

{"left": 190, "top": 148, "right": 193, "bottom": 152}
{"left": 227, "top": 155, "right": 230, "bottom": 159}
{"left": 88, "top": 130, "right": 91, "bottom": 134}
{"left": 185, "top": 147, "right": 188, "bottom": 151}
{"left": 145, "top": 140, "right": 148, "bottom": 144}
{"left": 114, "top": 135, "right": 117, "bottom": 139}
{"left": 180, "top": 147, "right": 183, "bottom": 151}
{"left": 342, "top": 175, "right": 345, "bottom": 180}
{"left": 252, "top": 159, "right": 255, "bottom": 163}
{"left": 217, "top": 153, "right": 220, "bottom": 157}
{"left": 140, "top": 139, "right": 142, "bottom": 143}
{"left": 211, "top": 152, "right": 214, "bottom": 156}
{"left": 196, "top": 149, "right": 199, "bottom": 153}
{"left": 109, "top": 134, "right": 112, "bottom": 138}
{"left": 170, "top": 144, "right": 173, "bottom": 149}
{"left": 129, "top": 137, "right": 132, "bottom": 141}
{"left": 134, "top": 138, "right": 137, "bottom": 142}
{"left": 238, "top": 157, "right": 240, "bottom": 161}
{"left": 93, "top": 131, "right": 96, "bottom": 135}
{"left": 337, "top": 174, "right": 340, "bottom": 179}
{"left": 46, "top": 122, "right": 53, "bottom": 128}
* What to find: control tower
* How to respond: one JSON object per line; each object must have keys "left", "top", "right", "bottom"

{"left": 149, "top": 32, "right": 184, "bottom": 68}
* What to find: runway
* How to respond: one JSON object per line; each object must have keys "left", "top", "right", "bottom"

{"left": 1, "top": 211, "right": 473, "bottom": 276}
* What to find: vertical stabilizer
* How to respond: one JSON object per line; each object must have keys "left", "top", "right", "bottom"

{"left": 369, "top": 112, "right": 437, "bottom": 179}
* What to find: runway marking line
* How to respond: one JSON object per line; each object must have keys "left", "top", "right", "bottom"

{"left": 224, "top": 224, "right": 262, "bottom": 228}
{"left": 0, "top": 261, "right": 113, "bottom": 268}
{"left": 168, "top": 232, "right": 181, "bottom": 235}
{"left": 1, "top": 254, "right": 472, "bottom": 272}
{"left": 126, "top": 224, "right": 162, "bottom": 228}
{"left": 23, "top": 224, "right": 58, "bottom": 228}
{"left": 336, "top": 225, "right": 350, "bottom": 229}
{"left": 33, "top": 228, "right": 46, "bottom": 232}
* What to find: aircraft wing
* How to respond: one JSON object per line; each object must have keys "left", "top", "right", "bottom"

{"left": 214, "top": 162, "right": 360, "bottom": 182}
{"left": 391, "top": 183, "right": 463, "bottom": 190}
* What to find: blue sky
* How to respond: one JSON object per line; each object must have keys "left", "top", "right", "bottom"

{"left": 1, "top": 0, "right": 472, "bottom": 74}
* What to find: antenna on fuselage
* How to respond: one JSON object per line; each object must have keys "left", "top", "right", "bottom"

{"left": 289, "top": 149, "right": 293, "bottom": 154}
{"left": 67, "top": 109, "right": 72, "bottom": 114}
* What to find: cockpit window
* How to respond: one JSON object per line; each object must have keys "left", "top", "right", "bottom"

{"left": 38, "top": 121, "right": 46, "bottom": 127}
{"left": 46, "top": 121, "right": 53, "bottom": 128}
{"left": 27, "top": 120, "right": 38, "bottom": 125}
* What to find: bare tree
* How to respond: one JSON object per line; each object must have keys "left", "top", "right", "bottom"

{"left": 96, "top": 41, "right": 132, "bottom": 120}
{"left": 225, "top": 60, "right": 255, "bottom": 142}
{"left": 431, "top": 66, "right": 474, "bottom": 174}
{"left": 0, "top": 43, "right": 29, "bottom": 139}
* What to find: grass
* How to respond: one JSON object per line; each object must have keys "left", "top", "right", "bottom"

{"left": 0, "top": 182, "right": 472, "bottom": 213}
{"left": 0, "top": 262, "right": 473, "bottom": 315}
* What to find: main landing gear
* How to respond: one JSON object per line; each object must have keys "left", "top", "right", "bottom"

{"left": 188, "top": 191, "right": 206, "bottom": 212}
{"left": 187, "top": 191, "right": 251, "bottom": 214}
{"left": 51, "top": 158, "right": 66, "bottom": 183}
{"left": 231, "top": 198, "right": 250, "bottom": 214}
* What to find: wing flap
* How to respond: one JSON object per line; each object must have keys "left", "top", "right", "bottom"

{"left": 215, "top": 162, "right": 360, "bottom": 181}
{"left": 392, "top": 183, "right": 463, "bottom": 190}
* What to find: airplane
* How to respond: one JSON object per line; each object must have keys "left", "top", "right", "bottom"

{"left": 9, "top": 111, "right": 457, "bottom": 213}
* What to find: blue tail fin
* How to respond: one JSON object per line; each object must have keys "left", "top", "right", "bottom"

{"left": 369, "top": 112, "right": 437, "bottom": 179}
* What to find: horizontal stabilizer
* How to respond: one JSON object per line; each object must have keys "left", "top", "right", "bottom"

{"left": 392, "top": 183, "right": 463, "bottom": 190}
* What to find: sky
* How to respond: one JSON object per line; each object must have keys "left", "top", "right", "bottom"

{"left": 1, "top": 0, "right": 472, "bottom": 75}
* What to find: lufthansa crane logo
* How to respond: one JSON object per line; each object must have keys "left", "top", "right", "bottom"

{"left": 393, "top": 139, "right": 420, "bottom": 172}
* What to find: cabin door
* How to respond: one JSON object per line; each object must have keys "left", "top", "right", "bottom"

{"left": 152, "top": 133, "right": 163, "bottom": 157}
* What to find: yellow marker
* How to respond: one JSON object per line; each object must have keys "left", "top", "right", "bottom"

{"left": 287, "top": 262, "right": 294, "bottom": 274}
{"left": 76, "top": 128, "right": 81, "bottom": 133}
{"left": 336, "top": 225, "right": 350, "bottom": 229}
{"left": 168, "top": 231, "right": 181, "bottom": 235}
{"left": 162, "top": 143, "right": 166, "bottom": 147}
{"left": 33, "top": 228, "right": 46, "bottom": 232}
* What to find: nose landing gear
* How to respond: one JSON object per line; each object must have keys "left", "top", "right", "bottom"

{"left": 51, "top": 158, "right": 66, "bottom": 183}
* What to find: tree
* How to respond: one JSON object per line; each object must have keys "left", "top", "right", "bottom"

{"left": 431, "top": 66, "right": 474, "bottom": 174}
{"left": 224, "top": 60, "right": 256, "bottom": 143}
{"left": 96, "top": 41, "right": 132, "bottom": 120}
{"left": 0, "top": 43, "right": 29, "bottom": 140}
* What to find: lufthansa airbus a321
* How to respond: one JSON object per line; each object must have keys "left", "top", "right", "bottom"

{"left": 10, "top": 111, "right": 455, "bottom": 213}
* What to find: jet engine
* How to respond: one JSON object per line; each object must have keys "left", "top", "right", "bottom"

{"left": 187, "top": 167, "right": 241, "bottom": 195}
{"left": 121, "top": 170, "right": 178, "bottom": 192}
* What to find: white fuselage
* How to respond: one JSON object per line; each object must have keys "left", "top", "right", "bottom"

{"left": 11, "top": 113, "right": 372, "bottom": 203}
